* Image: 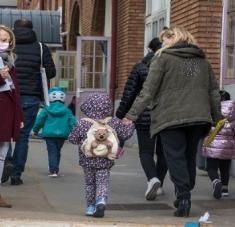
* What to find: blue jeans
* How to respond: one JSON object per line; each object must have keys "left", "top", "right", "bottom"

{"left": 12, "top": 96, "right": 41, "bottom": 177}
{"left": 45, "top": 138, "right": 65, "bottom": 173}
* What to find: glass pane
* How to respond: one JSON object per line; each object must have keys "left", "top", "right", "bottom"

{"left": 94, "top": 73, "right": 107, "bottom": 89}
{"left": 96, "top": 40, "right": 107, "bottom": 57}
{"left": 226, "top": 46, "right": 234, "bottom": 78}
{"left": 81, "top": 56, "right": 93, "bottom": 73}
{"left": 81, "top": 40, "right": 94, "bottom": 57}
{"left": 68, "top": 79, "right": 75, "bottom": 92}
{"left": 95, "top": 56, "right": 107, "bottom": 73}
{"left": 230, "top": 0, "right": 235, "bottom": 9}
{"left": 159, "top": 17, "right": 165, "bottom": 32}
{"left": 152, "top": 21, "right": 158, "bottom": 38}
{"left": 69, "top": 55, "right": 75, "bottom": 66}
{"left": 227, "top": 15, "right": 235, "bottom": 45}
{"left": 81, "top": 72, "right": 93, "bottom": 88}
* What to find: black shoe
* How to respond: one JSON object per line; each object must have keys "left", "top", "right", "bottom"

{"left": 1, "top": 160, "right": 13, "bottom": 183}
{"left": 213, "top": 179, "right": 222, "bottom": 199}
{"left": 222, "top": 187, "right": 229, "bottom": 197}
{"left": 174, "top": 198, "right": 191, "bottom": 209}
{"left": 174, "top": 199, "right": 191, "bottom": 217}
{"left": 173, "top": 198, "right": 180, "bottom": 208}
{"left": 93, "top": 204, "right": 105, "bottom": 218}
{"left": 11, "top": 177, "right": 23, "bottom": 185}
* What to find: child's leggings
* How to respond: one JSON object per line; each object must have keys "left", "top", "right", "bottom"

{"left": 83, "top": 167, "right": 110, "bottom": 206}
{"left": 0, "top": 142, "right": 10, "bottom": 183}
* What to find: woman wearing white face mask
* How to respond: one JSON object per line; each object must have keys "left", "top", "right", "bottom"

{"left": 0, "top": 25, "right": 24, "bottom": 208}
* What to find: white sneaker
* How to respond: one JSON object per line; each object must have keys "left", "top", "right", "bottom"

{"left": 156, "top": 187, "right": 164, "bottom": 196}
{"left": 145, "top": 177, "right": 161, "bottom": 201}
{"left": 48, "top": 172, "right": 58, "bottom": 178}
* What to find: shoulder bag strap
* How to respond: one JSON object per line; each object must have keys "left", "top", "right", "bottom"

{"left": 39, "top": 42, "right": 43, "bottom": 68}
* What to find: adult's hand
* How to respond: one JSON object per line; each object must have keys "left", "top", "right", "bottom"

{"left": 20, "top": 122, "right": 24, "bottom": 129}
{"left": 122, "top": 117, "right": 133, "bottom": 125}
{"left": 0, "top": 66, "right": 9, "bottom": 79}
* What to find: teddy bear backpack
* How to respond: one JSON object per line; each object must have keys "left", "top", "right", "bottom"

{"left": 81, "top": 117, "right": 119, "bottom": 160}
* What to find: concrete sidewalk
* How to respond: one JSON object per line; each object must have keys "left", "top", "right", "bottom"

{"left": 0, "top": 140, "right": 234, "bottom": 226}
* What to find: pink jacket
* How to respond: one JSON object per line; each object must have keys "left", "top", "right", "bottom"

{"left": 203, "top": 100, "right": 235, "bottom": 160}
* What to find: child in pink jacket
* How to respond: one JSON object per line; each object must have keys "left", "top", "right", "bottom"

{"left": 203, "top": 90, "right": 235, "bottom": 199}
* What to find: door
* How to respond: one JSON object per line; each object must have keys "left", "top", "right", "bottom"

{"left": 76, "top": 36, "right": 111, "bottom": 118}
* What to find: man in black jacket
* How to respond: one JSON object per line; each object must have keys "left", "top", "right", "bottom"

{"left": 116, "top": 38, "right": 167, "bottom": 200}
{"left": 10, "top": 19, "right": 56, "bottom": 185}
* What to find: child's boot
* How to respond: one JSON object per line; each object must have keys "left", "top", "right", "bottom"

{"left": 93, "top": 197, "right": 106, "bottom": 218}
{"left": 85, "top": 204, "right": 95, "bottom": 216}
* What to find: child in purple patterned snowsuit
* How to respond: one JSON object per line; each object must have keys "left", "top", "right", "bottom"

{"left": 68, "top": 93, "right": 134, "bottom": 218}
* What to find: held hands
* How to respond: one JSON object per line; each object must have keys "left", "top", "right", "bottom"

{"left": 0, "top": 66, "right": 10, "bottom": 79}
{"left": 20, "top": 122, "right": 24, "bottom": 129}
{"left": 122, "top": 117, "right": 133, "bottom": 125}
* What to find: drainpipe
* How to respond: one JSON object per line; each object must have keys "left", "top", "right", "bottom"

{"left": 220, "top": 0, "right": 228, "bottom": 90}
{"left": 62, "top": 0, "right": 66, "bottom": 50}
{"left": 110, "top": 0, "right": 117, "bottom": 104}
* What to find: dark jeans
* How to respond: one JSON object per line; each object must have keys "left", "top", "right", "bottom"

{"left": 136, "top": 129, "right": 167, "bottom": 186}
{"left": 207, "top": 157, "right": 231, "bottom": 186}
{"left": 45, "top": 138, "right": 65, "bottom": 173}
{"left": 159, "top": 125, "right": 208, "bottom": 200}
{"left": 12, "top": 96, "right": 41, "bottom": 177}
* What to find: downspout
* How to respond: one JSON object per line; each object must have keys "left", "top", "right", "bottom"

{"left": 220, "top": 0, "right": 228, "bottom": 90}
{"left": 62, "top": 0, "right": 66, "bottom": 50}
{"left": 110, "top": 0, "right": 117, "bottom": 104}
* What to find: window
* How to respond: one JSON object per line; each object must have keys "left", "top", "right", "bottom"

{"left": 222, "top": 0, "right": 235, "bottom": 84}
{"left": 56, "top": 52, "right": 77, "bottom": 92}
{"left": 146, "top": 0, "right": 152, "bottom": 16}
{"left": 144, "top": 0, "right": 170, "bottom": 54}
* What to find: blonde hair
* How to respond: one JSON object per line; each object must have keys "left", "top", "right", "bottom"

{"left": 157, "top": 26, "right": 197, "bottom": 56}
{"left": 0, "top": 24, "right": 16, "bottom": 62}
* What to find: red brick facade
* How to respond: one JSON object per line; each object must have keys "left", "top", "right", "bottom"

{"left": 116, "top": 0, "right": 145, "bottom": 98}
{"left": 171, "top": 0, "right": 222, "bottom": 78}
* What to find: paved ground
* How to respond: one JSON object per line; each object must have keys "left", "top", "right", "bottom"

{"left": 0, "top": 140, "right": 234, "bottom": 226}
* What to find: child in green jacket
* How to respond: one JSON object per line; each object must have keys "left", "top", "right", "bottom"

{"left": 33, "top": 87, "right": 77, "bottom": 177}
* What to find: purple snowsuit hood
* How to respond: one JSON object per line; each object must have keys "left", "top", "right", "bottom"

{"left": 80, "top": 93, "right": 113, "bottom": 120}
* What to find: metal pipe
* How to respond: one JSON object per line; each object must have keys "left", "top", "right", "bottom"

{"left": 220, "top": 0, "right": 228, "bottom": 89}
{"left": 110, "top": 0, "right": 117, "bottom": 104}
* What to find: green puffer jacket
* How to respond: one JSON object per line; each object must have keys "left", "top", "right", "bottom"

{"left": 126, "top": 43, "right": 223, "bottom": 137}
{"left": 33, "top": 101, "right": 77, "bottom": 138}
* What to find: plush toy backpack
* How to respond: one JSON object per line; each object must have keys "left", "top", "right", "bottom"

{"left": 81, "top": 117, "right": 119, "bottom": 160}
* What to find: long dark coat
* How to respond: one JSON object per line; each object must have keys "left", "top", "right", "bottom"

{"left": 0, "top": 67, "right": 24, "bottom": 141}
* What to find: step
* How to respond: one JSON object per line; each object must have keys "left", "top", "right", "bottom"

{"left": 0, "top": 219, "right": 214, "bottom": 227}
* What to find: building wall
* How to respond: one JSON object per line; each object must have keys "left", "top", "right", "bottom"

{"left": 116, "top": 0, "right": 145, "bottom": 98}
{"left": 17, "top": 0, "right": 146, "bottom": 100}
{"left": 171, "top": 0, "right": 222, "bottom": 79}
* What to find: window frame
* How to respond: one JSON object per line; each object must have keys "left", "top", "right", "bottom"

{"left": 221, "top": 0, "right": 235, "bottom": 85}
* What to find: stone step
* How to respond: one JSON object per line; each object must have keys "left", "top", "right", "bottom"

{"left": 0, "top": 219, "right": 214, "bottom": 227}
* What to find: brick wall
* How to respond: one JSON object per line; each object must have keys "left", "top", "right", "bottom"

{"left": 116, "top": 0, "right": 145, "bottom": 98}
{"left": 171, "top": 0, "right": 222, "bottom": 78}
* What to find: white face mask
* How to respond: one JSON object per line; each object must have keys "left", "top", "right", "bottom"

{"left": 0, "top": 42, "right": 9, "bottom": 52}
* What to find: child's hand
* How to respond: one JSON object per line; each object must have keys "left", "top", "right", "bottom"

{"left": 122, "top": 117, "right": 133, "bottom": 125}
{"left": 31, "top": 131, "right": 38, "bottom": 138}
{"left": 20, "top": 122, "right": 24, "bottom": 128}
{"left": 0, "top": 66, "right": 10, "bottom": 79}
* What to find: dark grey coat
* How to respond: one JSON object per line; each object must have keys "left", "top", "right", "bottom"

{"left": 126, "top": 43, "right": 223, "bottom": 137}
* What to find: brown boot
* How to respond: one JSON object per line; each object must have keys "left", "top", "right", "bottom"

{"left": 0, "top": 195, "right": 12, "bottom": 208}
